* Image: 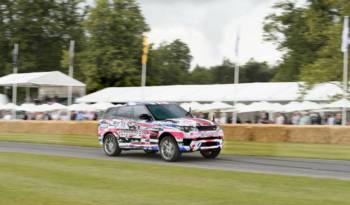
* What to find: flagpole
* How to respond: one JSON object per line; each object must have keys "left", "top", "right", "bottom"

{"left": 67, "top": 40, "right": 75, "bottom": 106}
{"left": 342, "top": 16, "right": 349, "bottom": 126}
{"left": 232, "top": 29, "right": 240, "bottom": 124}
{"left": 342, "top": 50, "right": 348, "bottom": 126}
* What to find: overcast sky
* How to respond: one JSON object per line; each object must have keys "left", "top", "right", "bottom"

{"left": 86, "top": 0, "right": 306, "bottom": 67}
{"left": 138, "top": 0, "right": 289, "bottom": 67}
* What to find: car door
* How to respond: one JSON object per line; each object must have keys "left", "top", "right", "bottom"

{"left": 113, "top": 106, "right": 135, "bottom": 141}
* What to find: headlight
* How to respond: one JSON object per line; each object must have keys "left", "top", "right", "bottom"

{"left": 176, "top": 126, "right": 198, "bottom": 132}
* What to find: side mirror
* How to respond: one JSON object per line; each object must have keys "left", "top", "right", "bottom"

{"left": 139, "top": 114, "right": 152, "bottom": 121}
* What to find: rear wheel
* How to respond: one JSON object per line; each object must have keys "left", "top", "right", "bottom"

{"left": 200, "top": 148, "right": 221, "bottom": 159}
{"left": 160, "top": 136, "right": 181, "bottom": 162}
{"left": 103, "top": 134, "right": 121, "bottom": 156}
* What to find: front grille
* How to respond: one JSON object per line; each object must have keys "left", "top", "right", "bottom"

{"left": 201, "top": 141, "right": 219, "bottom": 147}
{"left": 183, "top": 136, "right": 222, "bottom": 146}
{"left": 197, "top": 125, "right": 217, "bottom": 131}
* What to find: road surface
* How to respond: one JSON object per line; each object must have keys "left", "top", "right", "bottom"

{"left": 1, "top": 141, "right": 350, "bottom": 180}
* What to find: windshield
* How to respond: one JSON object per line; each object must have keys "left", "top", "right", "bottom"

{"left": 146, "top": 104, "right": 190, "bottom": 120}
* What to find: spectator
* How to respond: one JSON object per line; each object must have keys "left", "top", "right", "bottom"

{"left": 51, "top": 111, "right": 60, "bottom": 120}
{"left": 2, "top": 111, "right": 12, "bottom": 120}
{"left": 84, "top": 112, "right": 95, "bottom": 120}
{"left": 258, "top": 112, "right": 270, "bottom": 124}
{"left": 326, "top": 114, "right": 336, "bottom": 125}
{"left": 310, "top": 112, "right": 322, "bottom": 125}
{"left": 60, "top": 111, "right": 70, "bottom": 121}
{"left": 299, "top": 112, "right": 311, "bottom": 125}
{"left": 93, "top": 112, "right": 98, "bottom": 120}
{"left": 335, "top": 113, "right": 342, "bottom": 125}
{"left": 75, "top": 111, "right": 84, "bottom": 121}
{"left": 70, "top": 111, "right": 77, "bottom": 120}
{"left": 35, "top": 112, "right": 44, "bottom": 120}
{"left": 274, "top": 112, "right": 285, "bottom": 124}
{"left": 291, "top": 112, "right": 301, "bottom": 125}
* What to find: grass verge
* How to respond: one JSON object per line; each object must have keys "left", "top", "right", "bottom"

{"left": 0, "top": 152, "right": 350, "bottom": 205}
{"left": 1, "top": 133, "right": 350, "bottom": 160}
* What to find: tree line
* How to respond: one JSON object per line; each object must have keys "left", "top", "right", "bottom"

{"left": 2, "top": 0, "right": 343, "bottom": 93}
{"left": 264, "top": 0, "right": 350, "bottom": 84}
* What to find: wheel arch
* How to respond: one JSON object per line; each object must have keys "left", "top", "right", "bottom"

{"left": 158, "top": 132, "right": 175, "bottom": 144}
{"left": 102, "top": 132, "right": 116, "bottom": 143}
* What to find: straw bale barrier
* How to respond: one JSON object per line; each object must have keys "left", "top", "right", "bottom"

{"left": 0, "top": 120, "right": 98, "bottom": 136}
{"left": 1, "top": 121, "right": 350, "bottom": 144}
{"left": 221, "top": 124, "right": 350, "bottom": 144}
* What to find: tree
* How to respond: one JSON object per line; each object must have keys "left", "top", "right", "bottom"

{"left": 187, "top": 65, "right": 213, "bottom": 84}
{"left": 299, "top": 0, "right": 350, "bottom": 83}
{"left": 263, "top": 0, "right": 335, "bottom": 82}
{"left": 240, "top": 60, "right": 277, "bottom": 83}
{"left": 147, "top": 39, "right": 192, "bottom": 85}
{"left": 209, "top": 59, "right": 235, "bottom": 84}
{"left": 186, "top": 59, "right": 276, "bottom": 85}
{"left": 82, "top": 0, "right": 149, "bottom": 92}
{"left": 0, "top": 0, "right": 85, "bottom": 75}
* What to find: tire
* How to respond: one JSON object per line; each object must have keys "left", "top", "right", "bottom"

{"left": 200, "top": 148, "right": 221, "bottom": 159}
{"left": 103, "top": 134, "right": 122, "bottom": 156}
{"left": 144, "top": 150, "right": 158, "bottom": 154}
{"left": 159, "top": 136, "right": 181, "bottom": 162}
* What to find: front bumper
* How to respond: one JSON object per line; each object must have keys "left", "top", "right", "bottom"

{"left": 180, "top": 138, "right": 223, "bottom": 152}
{"left": 179, "top": 129, "right": 224, "bottom": 152}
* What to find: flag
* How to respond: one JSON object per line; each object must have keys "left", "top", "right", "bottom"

{"left": 341, "top": 16, "right": 349, "bottom": 53}
{"left": 142, "top": 36, "right": 149, "bottom": 65}
{"left": 234, "top": 29, "right": 240, "bottom": 58}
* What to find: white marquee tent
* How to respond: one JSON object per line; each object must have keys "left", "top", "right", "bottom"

{"left": 0, "top": 71, "right": 86, "bottom": 101}
{"left": 0, "top": 71, "right": 85, "bottom": 87}
{"left": 323, "top": 99, "right": 350, "bottom": 109}
{"left": 76, "top": 82, "right": 343, "bottom": 103}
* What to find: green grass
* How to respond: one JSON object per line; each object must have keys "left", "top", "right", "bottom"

{"left": 223, "top": 140, "right": 350, "bottom": 160}
{"left": 0, "top": 152, "right": 350, "bottom": 205}
{"left": 1, "top": 133, "right": 350, "bottom": 160}
{"left": 0, "top": 133, "right": 98, "bottom": 147}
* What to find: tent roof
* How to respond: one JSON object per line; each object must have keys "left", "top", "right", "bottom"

{"left": 0, "top": 71, "right": 85, "bottom": 87}
{"left": 76, "top": 82, "right": 343, "bottom": 103}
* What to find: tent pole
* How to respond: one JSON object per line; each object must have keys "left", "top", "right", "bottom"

{"left": 12, "top": 44, "right": 19, "bottom": 119}
{"left": 25, "top": 87, "right": 30, "bottom": 103}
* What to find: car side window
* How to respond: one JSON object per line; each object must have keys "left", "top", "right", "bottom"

{"left": 115, "top": 106, "right": 133, "bottom": 119}
{"left": 103, "top": 107, "right": 119, "bottom": 119}
{"left": 133, "top": 105, "right": 151, "bottom": 119}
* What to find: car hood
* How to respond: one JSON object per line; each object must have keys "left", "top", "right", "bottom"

{"left": 155, "top": 118, "right": 215, "bottom": 127}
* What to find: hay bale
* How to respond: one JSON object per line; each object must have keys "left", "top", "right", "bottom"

{"left": 222, "top": 124, "right": 252, "bottom": 141}
{"left": 0, "top": 120, "right": 98, "bottom": 136}
{"left": 249, "top": 125, "right": 288, "bottom": 142}
{"left": 328, "top": 126, "right": 350, "bottom": 144}
{"left": 286, "top": 125, "right": 331, "bottom": 144}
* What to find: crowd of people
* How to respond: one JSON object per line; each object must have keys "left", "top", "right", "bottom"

{"left": 0, "top": 110, "right": 99, "bottom": 121}
{"left": 0, "top": 104, "right": 347, "bottom": 126}
{"left": 240, "top": 111, "right": 344, "bottom": 125}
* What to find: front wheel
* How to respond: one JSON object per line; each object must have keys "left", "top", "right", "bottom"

{"left": 159, "top": 136, "right": 181, "bottom": 162}
{"left": 200, "top": 148, "right": 221, "bottom": 159}
{"left": 103, "top": 134, "right": 121, "bottom": 156}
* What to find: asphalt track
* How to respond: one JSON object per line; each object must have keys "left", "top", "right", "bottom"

{"left": 1, "top": 141, "right": 350, "bottom": 180}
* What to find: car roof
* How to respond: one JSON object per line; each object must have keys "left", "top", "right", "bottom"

{"left": 126, "top": 102, "right": 171, "bottom": 106}
{"left": 106, "top": 102, "right": 174, "bottom": 110}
